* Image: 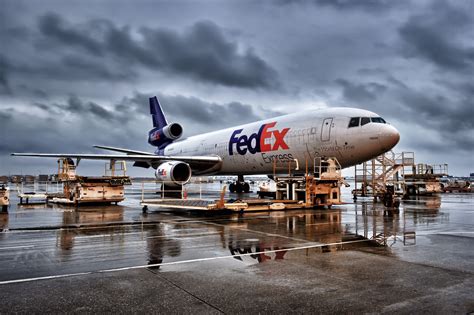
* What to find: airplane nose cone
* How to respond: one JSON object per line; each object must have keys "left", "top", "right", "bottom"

{"left": 379, "top": 125, "right": 400, "bottom": 151}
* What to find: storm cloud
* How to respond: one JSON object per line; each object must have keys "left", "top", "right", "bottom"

{"left": 278, "top": 0, "right": 398, "bottom": 11}
{"left": 0, "top": 56, "right": 12, "bottom": 95}
{"left": 335, "top": 79, "right": 387, "bottom": 102}
{"left": 1, "top": 0, "right": 473, "bottom": 176}
{"left": 38, "top": 13, "right": 104, "bottom": 56}
{"left": 398, "top": 3, "right": 474, "bottom": 72}
{"left": 33, "top": 13, "right": 279, "bottom": 89}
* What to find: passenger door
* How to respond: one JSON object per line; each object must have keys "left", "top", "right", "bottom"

{"left": 321, "top": 118, "right": 333, "bottom": 142}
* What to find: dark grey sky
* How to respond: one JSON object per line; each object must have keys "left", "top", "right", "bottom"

{"left": 1, "top": 0, "right": 473, "bottom": 176}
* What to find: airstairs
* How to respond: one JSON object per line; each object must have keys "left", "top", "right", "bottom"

{"left": 354, "top": 151, "right": 415, "bottom": 199}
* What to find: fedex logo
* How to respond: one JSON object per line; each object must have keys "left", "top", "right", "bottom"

{"left": 150, "top": 131, "right": 160, "bottom": 141}
{"left": 229, "top": 122, "right": 290, "bottom": 155}
{"left": 157, "top": 168, "right": 167, "bottom": 176}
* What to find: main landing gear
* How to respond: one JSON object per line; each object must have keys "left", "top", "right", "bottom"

{"left": 229, "top": 175, "right": 250, "bottom": 193}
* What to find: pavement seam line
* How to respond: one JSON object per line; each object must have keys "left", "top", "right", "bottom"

{"left": 147, "top": 268, "right": 225, "bottom": 314}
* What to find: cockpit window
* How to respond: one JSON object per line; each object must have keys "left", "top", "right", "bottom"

{"left": 348, "top": 117, "right": 360, "bottom": 128}
{"left": 371, "top": 117, "right": 386, "bottom": 123}
{"left": 361, "top": 117, "right": 371, "bottom": 126}
{"left": 349, "top": 116, "right": 387, "bottom": 127}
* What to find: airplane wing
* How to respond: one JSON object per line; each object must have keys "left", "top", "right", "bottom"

{"left": 93, "top": 145, "right": 155, "bottom": 155}
{"left": 11, "top": 153, "right": 222, "bottom": 170}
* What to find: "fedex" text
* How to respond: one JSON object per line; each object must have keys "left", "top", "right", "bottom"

{"left": 229, "top": 122, "right": 290, "bottom": 155}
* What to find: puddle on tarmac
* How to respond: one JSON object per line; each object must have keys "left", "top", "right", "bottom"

{"left": 0, "top": 184, "right": 472, "bottom": 280}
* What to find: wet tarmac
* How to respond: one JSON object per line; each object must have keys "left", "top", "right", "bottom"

{"left": 0, "top": 182, "right": 473, "bottom": 313}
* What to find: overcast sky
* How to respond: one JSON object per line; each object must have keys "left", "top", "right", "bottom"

{"left": 0, "top": 0, "right": 473, "bottom": 177}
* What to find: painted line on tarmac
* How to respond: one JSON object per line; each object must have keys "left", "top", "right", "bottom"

{"left": 416, "top": 231, "right": 474, "bottom": 236}
{"left": 5, "top": 220, "right": 165, "bottom": 232}
{"left": 0, "top": 239, "right": 369, "bottom": 285}
{"left": 0, "top": 245, "right": 35, "bottom": 250}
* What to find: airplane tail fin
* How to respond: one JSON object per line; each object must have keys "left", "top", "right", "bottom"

{"left": 149, "top": 96, "right": 168, "bottom": 128}
{"left": 148, "top": 96, "right": 183, "bottom": 150}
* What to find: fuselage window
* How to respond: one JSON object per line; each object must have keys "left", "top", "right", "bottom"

{"left": 348, "top": 117, "right": 360, "bottom": 128}
{"left": 371, "top": 117, "right": 386, "bottom": 124}
{"left": 361, "top": 117, "right": 370, "bottom": 126}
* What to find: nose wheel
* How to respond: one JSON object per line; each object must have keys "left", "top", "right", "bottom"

{"left": 229, "top": 175, "right": 250, "bottom": 193}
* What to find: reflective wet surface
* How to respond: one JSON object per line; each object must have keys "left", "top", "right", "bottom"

{"left": 0, "top": 182, "right": 473, "bottom": 313}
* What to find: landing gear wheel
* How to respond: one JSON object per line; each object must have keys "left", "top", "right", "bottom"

{"left": 236, "top": 183, "right": 243, "bottom": 193}
{"left": 229, "top": 175, "right": 250, "bottom": 194}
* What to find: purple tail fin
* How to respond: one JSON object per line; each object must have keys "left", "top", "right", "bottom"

{"left": 149, "top": 96, "right": 168, "bottom": 128}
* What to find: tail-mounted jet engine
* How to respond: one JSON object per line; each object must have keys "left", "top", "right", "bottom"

{"left": 148, "top": 123, "right": 183, "bottom": 148}
{"left": 155, "top": 161, "right": 192, "bottom": 185}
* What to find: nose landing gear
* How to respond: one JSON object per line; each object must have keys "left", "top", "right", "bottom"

{"left": 229, "top": 175, "right": 251, "bottom": 193}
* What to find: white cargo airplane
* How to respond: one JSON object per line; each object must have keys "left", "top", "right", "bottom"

{"left": 12, "top": 96, "right": 399, "bottom": 192}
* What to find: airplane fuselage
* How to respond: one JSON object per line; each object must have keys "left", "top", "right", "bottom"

{"left": 12, "top": 97, "right": 400, "bottom": 183}
{"left": 162, "top": 107, "right": 400, "bottom": 175}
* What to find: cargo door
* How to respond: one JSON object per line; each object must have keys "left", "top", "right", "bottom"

{"left": 321, "top": 118, "right": 333, "bottom": 142}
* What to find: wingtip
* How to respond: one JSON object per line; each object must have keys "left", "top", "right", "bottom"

{"left": 93, "top": 145, "right": 109, "bottom": 150}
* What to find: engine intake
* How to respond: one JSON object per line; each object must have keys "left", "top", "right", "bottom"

{"left": 155, "top": 161, "right": 192, "bottom": 185}
{"left": 163, "top": 123, "right": 183, "bottom": 139}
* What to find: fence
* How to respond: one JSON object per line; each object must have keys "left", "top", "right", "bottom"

{"left": 16, "top": 181, "right": 64, "bottom": 195}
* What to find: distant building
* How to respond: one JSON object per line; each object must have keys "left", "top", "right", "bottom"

{"left": 0, "top": 176, "right": 8, "bottom": 184}
{"left": 24, "top": 175, "right": 35, "bottom": 183}
{"left": 10, "top": 175, "right": 24, "bottom": 183}
{"left": 470, "top": 173, "right": 474, "bottom": 177}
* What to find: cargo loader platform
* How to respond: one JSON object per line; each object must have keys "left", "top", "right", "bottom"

{"left": 141, "top": 157, "right": 348, "bottom": 213}
{"left": 46, "top": 158, "right": 131, "bottom": 206}
{"left": 141, "top": 198, "right": 306, "bottom": 213}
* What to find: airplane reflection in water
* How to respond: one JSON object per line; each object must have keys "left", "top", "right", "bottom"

{"left": 147, "top": 224, "right": 182, "bottom": 268}
{"left": 54, "top": 197, "right": 446, "bottom": 267}
{"left": 226, "top": 210, "right": 349, "bottom": 264}
{"left": 0, "top": 213, "right": 7, "bottom": 233}
{"left": 55, "top": 209, "right": 355, "bottom": 264}
{"left": 57, "top": 206, "right": 182, "bottom": 266}
{"left": 53, "top": 210, "right": 375, "bottom": 266}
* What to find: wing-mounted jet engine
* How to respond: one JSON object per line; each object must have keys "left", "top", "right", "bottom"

{"left": 155, "top": 161, "right": 192, "bottom": 185}
{"left": 148, "top": 96, "right": 183, "bottom": 149}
